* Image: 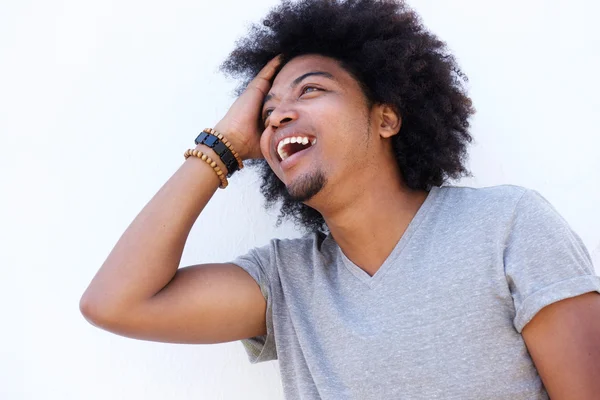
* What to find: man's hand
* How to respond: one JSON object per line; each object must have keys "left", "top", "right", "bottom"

{"left": 214, "top": 54, "right": 283, "bottom": 160}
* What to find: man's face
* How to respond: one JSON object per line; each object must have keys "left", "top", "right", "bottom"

{"left": 259, "top": 54, "right": 373, "bottom": 204}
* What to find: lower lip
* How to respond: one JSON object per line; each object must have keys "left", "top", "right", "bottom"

{"left": 279, "top": 145, "right": 315, "bottom": 171}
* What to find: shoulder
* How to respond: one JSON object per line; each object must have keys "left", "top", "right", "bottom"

{"left": 446, "top": 184, "right": 568, "bottom": 227}
{"left": 275, "top": 230, "right": 335, "bottom": 260}
{"left": 437, "top": 183, "right": 529, "bottom": 205}
{"left": 430, "top": 184, "right": 537, "bottom": 234}
{"left": 251, "top": 230, "right": 331, "bottom": 262}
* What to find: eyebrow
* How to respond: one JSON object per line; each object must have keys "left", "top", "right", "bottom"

{"left": 261, "top": 71, "right": 336, "bottom": 109}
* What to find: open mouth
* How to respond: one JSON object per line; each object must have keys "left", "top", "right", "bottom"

{"left": 276, "top": 136, "right": 317, "bottom": 162}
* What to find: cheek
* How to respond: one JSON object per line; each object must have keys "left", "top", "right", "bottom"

{"left": 259, "top": 133, "right": 281, "bottom": 174}
{"left": 324, "top": 113, "right": 369, "bottom": 160}
{"left": 259, "top": 133, "right": 270, "bottom": 158}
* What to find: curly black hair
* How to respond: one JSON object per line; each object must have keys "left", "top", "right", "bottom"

{"left": 219, "top": 0, "right": 475, "bottom": 234}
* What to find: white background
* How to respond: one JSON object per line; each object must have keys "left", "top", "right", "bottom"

{"left": 2, "top": 0, "right": 599, "bottom": 399}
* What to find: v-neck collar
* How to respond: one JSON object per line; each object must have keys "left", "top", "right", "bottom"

{"left": 332, "top": 186, "right": 440, "bottom": 289}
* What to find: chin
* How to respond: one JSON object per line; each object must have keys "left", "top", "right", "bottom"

{"left": 286, "top": 170, "right": 327, "bottom": 203}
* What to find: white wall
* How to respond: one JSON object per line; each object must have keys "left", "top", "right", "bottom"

{"left": 2, "top": 0, "right": 598, "bottom": 399}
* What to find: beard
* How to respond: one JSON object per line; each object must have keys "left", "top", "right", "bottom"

{"left": 286, "top": 169, "right": 327, "bottom": 203}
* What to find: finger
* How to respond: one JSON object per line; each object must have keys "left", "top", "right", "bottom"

{"left": 251, "top": 54, "right": 283, "bottom": 85}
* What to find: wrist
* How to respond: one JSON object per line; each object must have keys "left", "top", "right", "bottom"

{"left": 193, "top": 143, "right": 229, "bottom": 175}
{"left": 212, "top": 123, "right": 248, "bottom": 161}
{"left": 194, "top": 127, "right": 245, "bottom": 177}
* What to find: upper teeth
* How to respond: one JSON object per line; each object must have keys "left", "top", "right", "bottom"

{"left": 277, "top": 136, "right": 317, "bottom": 161}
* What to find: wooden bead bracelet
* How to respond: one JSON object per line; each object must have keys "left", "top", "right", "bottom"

{"left": 184, "top": 148, "right": 228, "bottom": 189}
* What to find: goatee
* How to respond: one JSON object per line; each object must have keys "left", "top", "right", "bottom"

{"left": 286, "top": 170, "right": 327, "bottom": 203}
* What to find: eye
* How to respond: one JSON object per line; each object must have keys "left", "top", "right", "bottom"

{"left": 262, "top": 109, "right": 273, "bottom": 125}
{"left": 262, "top": 86, "right": 323, "bottom": 125}
{"left": 300, "top": 85, "right": 320, "bottom": 95}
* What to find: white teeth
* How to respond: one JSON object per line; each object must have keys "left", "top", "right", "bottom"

{"left": 276, "top": 135, "right": 317, "bottom": 161}
{"left": 277, "top": 140, "right": 288, "bottom": 161}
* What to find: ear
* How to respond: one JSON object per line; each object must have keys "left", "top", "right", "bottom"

{"left": 376, "top": 103, "right": 402, "bottom": 139}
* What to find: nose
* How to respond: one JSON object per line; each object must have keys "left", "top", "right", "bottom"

{"left": 268, "top": 106, "right": 299, "bottom": 129}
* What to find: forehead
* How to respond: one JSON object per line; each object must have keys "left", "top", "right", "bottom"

{"left": 271, "top": 54, "right": 349, "bottom": 87}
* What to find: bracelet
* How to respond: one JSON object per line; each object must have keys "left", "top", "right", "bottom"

{"left": 194, "top": 132, "right": 238, "bottom": 177}
{"left": 184, "top": 148, "right": 228, "bottom": 189}
{"left": 202, "top": 128, "right": 244, "bottom": 171}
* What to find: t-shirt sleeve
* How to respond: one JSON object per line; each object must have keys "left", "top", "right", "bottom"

{"left": 230, "top": 241, "right": 278, "bottom": 363}
{"left": 504, "top": 188, "right": 600, "bottom": 333}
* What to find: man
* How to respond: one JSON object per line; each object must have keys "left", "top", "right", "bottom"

{"left": 80, "top": 0, "right": 600, "bottom": 399}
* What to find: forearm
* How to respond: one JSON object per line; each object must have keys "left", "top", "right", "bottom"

{"left": 80, "top": 144, "right": 228, "bottom": 318}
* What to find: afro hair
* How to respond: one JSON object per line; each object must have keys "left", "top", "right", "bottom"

{"left": 219, "top": 0, "right": 475, "bottom": 234}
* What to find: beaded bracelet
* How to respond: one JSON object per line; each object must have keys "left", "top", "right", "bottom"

{"left": 184, "top": 148, "right": 228, "bottom": 189}
{"left": 202, "top": 128, "right": 244, "bottom": 171}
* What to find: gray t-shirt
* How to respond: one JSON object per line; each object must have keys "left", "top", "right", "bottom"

{"left": 231, "top": 184, "right": 600, "bottom": 399}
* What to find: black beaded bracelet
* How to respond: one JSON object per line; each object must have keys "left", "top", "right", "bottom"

{"left": 194, "top": 131, "right": 239, "bottom": 178}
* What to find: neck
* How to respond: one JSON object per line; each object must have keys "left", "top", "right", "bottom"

{"left": 310, "top": 164, "right": 429, "bottom": 277}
